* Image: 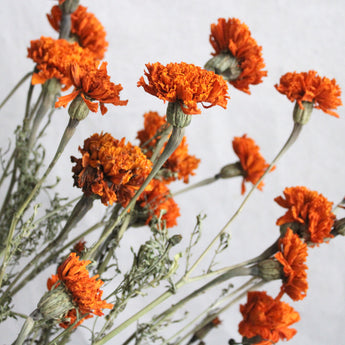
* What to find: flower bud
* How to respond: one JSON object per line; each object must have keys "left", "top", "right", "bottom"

{"left": 217, "top": 162, "right": 244, "bottom": 179}
{"left": 169, "top": 234, "right": 182, "bottom": 246}
{"left": 204, "top": 53, "right": 241, "bottom": 81}
{"left": 68, "top": 94, "right": 90, "bottom": 121}
{"left": 257, "top": 259, "right": 283, "bottom": 281}
{"left": 166, "top": 102, "right": 192, "bottom": 128}
{"left": 293, "top": 101, "right": 313, "bottom": 125}
{"left": 37, "top": 285, "right": 74, "bottom": 321}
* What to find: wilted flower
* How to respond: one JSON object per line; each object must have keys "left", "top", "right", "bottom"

{"left": 71, "top": 133, "right": 152, "bottom": 206}
{"left": 232, "top": 134, "right": 272, "bottom": 194}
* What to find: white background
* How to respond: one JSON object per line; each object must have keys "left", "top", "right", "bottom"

{"left": 0, "top": 0, "right": 344, "bottom": 344}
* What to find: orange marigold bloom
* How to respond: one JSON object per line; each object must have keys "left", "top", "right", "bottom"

{"left": 47, "top": 5, "right": 108, "bottom": 60}
{"left": 138, "top": 179, "right": 180, "bottom": 228}
{"left": 138, "top": 62, "right": 229, "bottom": 115}
{"left": 27, "top": 36, "right": 96, "bottom": 89}
{"left": 239, "top": 291, "right": 300, "bottom": 345}
{"left": 209, "top": 18, "right": 267, "bottom": 94}
{"left": 71, "top": 133, "right": 152, "bottom": 207}
{"left": 232, "top": 134, "right": 272, "bottom": 194}
{"left": 55, "top": 62, "right": 128, "bottom": 114}
{"left": 275, "top": 186, "right": 335, "bottom": 244}
{"left": 275, "top": 71, "right": 342, "bottom": 117}
{"left": 47, "top": 253, "right": 113, "bottom": 328}
{"left": 137, "top": 112, "right": 200, "bottom": 183}
{"left": 275, "top": 228, "right": 308, "bottom": 301}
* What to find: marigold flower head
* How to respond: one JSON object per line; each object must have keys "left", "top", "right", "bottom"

{"left": 275, "top": 186, "right": 335, "bottom": 244}
{"left": 138, "top": 62, "right": 229, "bottom": 115}
{"left": 138, "top": 179, "right": 180, "bottom": 228}
{"left": 27, "top": 36, "right": 96, "bottom": 89}
{"left": 239, "top": 291, "right": 300, "bottom": 345}
{"left": 275, "top": 71, "right": 342, "bottom": 117}
{"left": 137, "top": 112, "right": 200, "bottom": 183}
{"left": 47, "top": 253, "right": 113, "bottom": 328}
{"left": 47, "top": 5, "right": 108, "bottom": 60}
{"left": 71, "top": 133, "right": 152, "bottom": 207}
{"left": 274, "top": 228, "right": 308, "bottom": 301}
{"left": 232, "top": 134, "right": 272, "bottom": 194}
{"left": 209, "top": 18, "right": 267, "bottom": 94}
{"left": 55, "top": 62, "right": 128, "bottom": 114}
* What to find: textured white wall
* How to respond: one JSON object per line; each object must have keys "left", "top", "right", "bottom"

{"left": 0, "top": 0, "right": 344, "bottom": 344}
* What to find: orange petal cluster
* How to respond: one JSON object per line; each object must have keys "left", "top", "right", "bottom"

{"left": 232, "top": 134, "right": 272, "bottom": 194}
{"left": 47, "top": 253, "right": 113, "bottom": 328}
{"left": 239, "top": 291, "right": 300, "bottom": 345}
{"left": 27, "top": 36, "right": 96, "bottom": 89}
{"left": 275, "top": 186, "right": 335, "bottom": 244}
{"left": 275, "top": 71, "right": 342, "bottom": 117}
{"left": 137, "top": 112, "right": 200, "bottom": 183}
{"left": 138, "top": 62, "right": 229, "bottom": 115}
{"left": 209, "top": 18, "right": 267, "bottom": 94}
{"left": 139, "top": 179, "right": 180, "bottom": 228}
{"left": 275, "top": 228, "right": 308, "bottom": 301}
{"left": 55, "top": 62, "right": 128, "bottom": 114}
{"left": 71, "top": 133, "right": 152, "bottom": 206}
{"left": 47, "top": 5, "right": 108, "bottom": 60}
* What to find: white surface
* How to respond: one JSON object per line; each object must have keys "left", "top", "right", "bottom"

{"left": 0, "top": 0, "right": 345, "bottom": 344}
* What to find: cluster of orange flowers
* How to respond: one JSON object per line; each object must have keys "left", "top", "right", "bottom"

{"left": 47, "top": 253, "right": 112, "bottom": 328}
{"left": 71, "top": 133, "right": 152, "bottom": 207}
{"left": 137, "top": 111, "right": 200, "bottom": 183}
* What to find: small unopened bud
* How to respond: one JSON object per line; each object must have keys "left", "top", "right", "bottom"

{"left": 60, "top": 0, "right": 80, "bottom": 13}
{"left": 257, "top": 259, "right": 283, "bottom": 281}
{"left": 293, "top": 101, "right": 313, "bottom": 125}
{"left": 37, "top": 285, "right": 74, "bottom": 321}
{"left": 334, "top": 218, "right": 345, "bottom": 236}
{"left": 68, "top": 94, "right": 90, "bottom": 121}
{"left": 169, "top": 234, "right": 182, "bottom": 246}
{"left": 166, "top": 102, "right": 192, "bottom": 128}
{"left": 204, "top": 53, "right": 241, "bottom": 81}
{"left": 217, "top": 162, "right": 244, "bottom": 179}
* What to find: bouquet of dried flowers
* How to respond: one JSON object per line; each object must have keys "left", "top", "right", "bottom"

{"left": 0, "top": 1, "right": 344, "bottom": 345}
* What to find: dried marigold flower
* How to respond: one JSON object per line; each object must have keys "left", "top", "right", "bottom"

{"left": 71, "top": 133, "right": 152, "bottom": 207}
{"left": 55, "top": 62, "right": 128, "bottom": 114}
{"left": 275, "top": 186, "right": 336, "bottom": 244}
{"left": 274, "top": 228, "right": 308, "bottom": 301}
{"left": 138, "top": 62, "right": 229, "bottom": 115}
{"left": 137, "top": 112, "right": 200, "bottom": 183}
{"left": 138, "top": 179, "right": 180, "bottom": 228}
{"left": 239, "top": 291, "right": 300, "bottom": 345}
{"left": 209, "top": 18, "right": 267, "bottom": 94}
{"left": 232, "top": 134, "right": 272, "bottom": 194}
{"left": 47, "top": 5, "right": 108, "bottom": 60}
{"left": 47, "top": 253, "right": 113, "bottom": 328}
{"left": 275, "top": 71, "right": 342, "bottom": 117}
{"left": 27, "top": 36, "right": 96, "bottom": 89}
{"left": 73, "top": 240, "right": 86, "bottom": 255}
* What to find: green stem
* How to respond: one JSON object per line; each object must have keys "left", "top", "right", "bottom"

{"left": 0, "top": 118, "right": 79, "bottom": 288}
{"left": 0, "top": 71, "right": 33, "bottom": 110}
{"left": 150, "top": 126, "right": 171, "bottom": 163}
{"left": 0, "top": 150, "right": 15, "bottom": 189}
{"left": 5, "top": 194, "right": 93, "bottom": 297}
{"left": 184, "top": 123, "right": 302, "bottom": 279}
{"left": 85, "top": 126, "right": 185, "bottom": 261}
{"left": 173, "top": 176, "right": 219, "bottom": 197}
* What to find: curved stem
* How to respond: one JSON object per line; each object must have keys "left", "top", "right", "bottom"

{"left": 184, "top": 123, "right": 302, "bottom": 279}
{"left": 0, "top": 72, "right": 33, "bottom": 110}
{"left": 85, "top": 126, "right": 185, "bottom": 260}
{"left": 0, "top": 118, "right": 79, "bottom": 288}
